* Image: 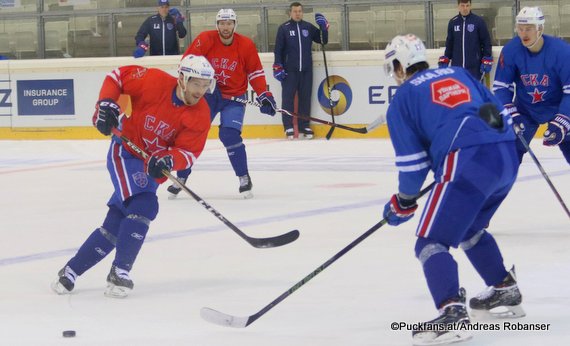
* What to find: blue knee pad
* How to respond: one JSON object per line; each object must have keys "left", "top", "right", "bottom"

{"left": 219, "top": 126, "right": 243, "bottom": 148}
{"left": 124, "top": 192, "right": 158, "bottom": 221}
{"left": 219, "top": 126, "right": 248, "bottom": 176}
{"left": 415, "top": 237, "right": 459, "bottom": 308}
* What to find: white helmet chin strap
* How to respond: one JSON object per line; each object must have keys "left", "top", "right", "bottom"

{"left": 526, "top": 27, "right": 543, "bottom": 49}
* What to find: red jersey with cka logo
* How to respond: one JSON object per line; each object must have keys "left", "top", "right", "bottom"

{"left": 183, "top": 30, "right": 267, "bottom": 98}
{"left": 96, "top": 65, "right": 211, "bottom": 176}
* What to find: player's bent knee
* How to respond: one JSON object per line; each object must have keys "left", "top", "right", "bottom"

{"left": 459, "top": 229, "right": 487, "bottom": 251}
{"left": 415, "top": 237, "right": 449, "bottom": 265}
{"left": 219, "top": 127, "right": 243, "bottom": 148}
{"left": 125, "top": 192, "right": 159, "bottom": 221}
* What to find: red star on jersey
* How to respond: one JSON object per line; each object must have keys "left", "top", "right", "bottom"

{"left": 528, "top": 88, "right": 546, "bottom": 104}
{"left": 216, "top": 70, "right": 231, "bottom": 85}
{"left": 143, "top": 136, "right": 167, "bottom": 154}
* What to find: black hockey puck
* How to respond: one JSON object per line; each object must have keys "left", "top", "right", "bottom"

{"left": 62, "top": 330, "right": 76, "bottom": 338}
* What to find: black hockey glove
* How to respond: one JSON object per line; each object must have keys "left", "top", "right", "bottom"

{"left": 93, "top": 99, "right": 120, "bottom": 136}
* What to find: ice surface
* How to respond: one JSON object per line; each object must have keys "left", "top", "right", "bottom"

{"left": 0, "top": 138, "right": 568, "bottom": 345}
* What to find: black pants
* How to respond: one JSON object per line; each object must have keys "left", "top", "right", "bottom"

{"left": 281, "top": 69, "right": 312, "bottom": 130}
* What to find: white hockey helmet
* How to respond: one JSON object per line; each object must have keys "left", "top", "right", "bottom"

{"left": 384, "top": 34, "right": 427, "bottom": 79}
{"left": 178, "top": 54, "right": 216, "bottom": 93}
{"left": 516, "top": 6, "right": 545, "bottom": 27}
{"left": 216, "top": 8, "right": 237, "bottom": 32}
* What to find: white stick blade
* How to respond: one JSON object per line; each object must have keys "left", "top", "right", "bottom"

{"left": 200, "top": 307, "right": 249, "bottom": 328}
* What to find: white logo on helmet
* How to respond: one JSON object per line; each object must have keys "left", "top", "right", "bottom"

{"left": 516, "top": 7, "right": 545, "bottom": 26}
{"left": 178, "top": 55, "right": 216, "bottom": 93}
{"left": 384, "top": 34, "right": 427, "bottom": 69}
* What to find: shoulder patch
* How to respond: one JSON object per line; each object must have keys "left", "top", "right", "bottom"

{"left": 431, "top": 78, "right": 471, "bottom": 108}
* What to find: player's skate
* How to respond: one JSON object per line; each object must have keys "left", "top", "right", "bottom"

{"left": 469, "top": 266, "right": 525, "bottom": 319}
{"left": 239, "top": 173, "right": 253, "bottom": 199}
{"left": 166, "top": 177, "right": 187, "bottom": 199}
{"left": 412, "top": 288, "right": 472, "bottom": 346}
{"left": 300, "top": 127, "right": 314, "bottom": 140}
{"left": 104, "top": 265, "right": 134, "bottom": 298}
{"left": 51, "top": 265, "right": 77, "bottom": 295}
{"left": 285, "top": 128, "right": 294, "bottom": 140}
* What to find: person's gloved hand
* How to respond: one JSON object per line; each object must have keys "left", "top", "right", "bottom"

{"left": 543, "top": 114, "right": 570, "bottom": 146}
{"left": 383, "top": 194, "right": 418, "bottom": 226}
{"left": 145, "top": 153, "right": 173, "bottom": 179}
{"left": 438, "top": 56, "right": 450, "bottom": 68}
{"left": 480, "top": 56, "right": 493, "bottom": 74}
{"left": 272, "top": 63, "right": 287, "bottom": 82}
{"left": 133, "top": 42, "right": 148, "bottom": 58}
{"left": 505, "top": 103, "right": 524, "bottom": 133}
{"left": 315, "top": 13, "right": 329, "bottom": 31}
{"left": 169, "top": 7, "right": 185, "bottom": 24}
{"left": 93, "top": 98, "right": 120, "bottom": 136}
{"left": 256, "top": 91, "right": 277, "bottom": 116}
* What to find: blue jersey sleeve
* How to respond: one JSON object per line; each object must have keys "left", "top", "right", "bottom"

{"left": 493, "top": 43, "right": 517, "bottom": 105}
{"left": 556, "top": 41, "right": 570, "bottom": 116}
{"left": 386, "top": 93, "right": 431, "bottom": 197}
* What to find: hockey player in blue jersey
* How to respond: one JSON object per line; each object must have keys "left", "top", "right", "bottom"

{"left": 382, "top": 34, "right": 524, "bottom": 345}
{"left": 494, "top": 6, "right": 570, "bottom": 164}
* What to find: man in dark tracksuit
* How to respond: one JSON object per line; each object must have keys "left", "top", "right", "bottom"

{"left": 438, "top": 0, "right": 493, "bottom": 81}
{"left": 273, "top": 2, "right": 328, "bottom": 139}
{"left": 133, "top": 0, "right": 187, "bottom": 57}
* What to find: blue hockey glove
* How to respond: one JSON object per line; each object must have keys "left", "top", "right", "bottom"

{"left": 505, "top": 103, "right": 524, "bottom": 133}
{"left": 146, "top": 153, "right": 173, "bottom": 179}
{"left": 93, "top": 98, "right": 120, "bottom": 136}
{"left": 256, "top": 91, "right": 277, "bottom": 116}
{"left": 169, "top": 7, "right": 185, "bottom": 24}
{"left": 133, "top": 42, "right": 148, "bottom": 58}
{"left": 438, "top": 56, "right": 450, "bottom": 68}
{"left": 480, "top": 56, "right": 493, "bottom": 74}
{"left": 272, "top": 63, "right": 287, "bottom": 82}
{"left": 315, "top": 13, "right": 329, "bottom": 31}
{"left": 383, "top": 194, "right": 418, "bottom": 226}
{"left": 543, "top": 114, "right": 570, "bottom": 146}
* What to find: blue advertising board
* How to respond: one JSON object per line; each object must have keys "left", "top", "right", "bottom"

{"left": 17, "top": 79, "right": 75, "bottom": 116}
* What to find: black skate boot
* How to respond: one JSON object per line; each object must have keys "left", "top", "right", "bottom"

{"left": 104, "top": 265, "right": 134, "bottom": 298}
{"left": 412, "top": 288, "right": 472, "bottom": 346}
{"left": 285, "top": 128, "right": 294, "bottom": 140}
{"left": 51, "top": 266, "right": 77, "bottom": 295}
{"left": 469, "top": 266, "right": 525, "bottom": 319}
{"left": 239, "top": 173, "right": 253, "bottom": 199}
{"left": 300, "top": 127, "right": 314, "bottom": 139}
{"left": 167, "top": 177, "right": 187, "bottom": 199}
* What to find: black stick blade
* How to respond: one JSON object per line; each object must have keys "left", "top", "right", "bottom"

{"left": 250, "top": 230, "right": 300, "bottom": 248}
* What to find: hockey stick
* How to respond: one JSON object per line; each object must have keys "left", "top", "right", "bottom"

{"left": 514, "top": 126, "right": 570, "bottom": 219}
{"left": 320, "top": 30, "right": 336, "bottom": 140}
{"left": 110, "top": 127, "right": 300, "bottom": 248}
{"left": 200, "top": 182, "right": 435, "bottom": 328}
{"left": 232, "top": 96, "right": 368, "bottom": 134}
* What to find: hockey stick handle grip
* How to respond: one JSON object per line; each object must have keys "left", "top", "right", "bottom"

{"left": 230, "top": 96, "right": 368, "bottom": 134}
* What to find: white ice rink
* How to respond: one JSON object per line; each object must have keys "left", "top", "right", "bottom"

{"left": 1, "top": 138, "right": 569, "bottom": 346}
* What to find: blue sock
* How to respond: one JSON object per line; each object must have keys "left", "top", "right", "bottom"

{"left": 219, "top": 127, "right": 248, "bottom": 176}
{"left": 67, "top": 205, "right": 123, "bottom": 276}
{"left": 463, "top": 230, "right": 508, "bottom": 286}
{"left": 112, "top": 192, "right": 158, "bottom": 271}
{"left": 415, "top": 238, "right": 459, "bottom": 308}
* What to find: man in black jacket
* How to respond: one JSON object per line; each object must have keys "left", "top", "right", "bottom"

{"left": 133, "top": 0, "right": 187, "bottom": 57}
{"left": 438, "top": 0, "right": 493, "bottom": 81}
{"left": 273, "top": 2, "right": 328, "bottom": 139}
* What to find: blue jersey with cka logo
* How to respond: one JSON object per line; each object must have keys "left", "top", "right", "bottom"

{"left": 274, "top": 19, "right": 327, "bottom": 72}
{"left": 493, "top": 35, "right": 570, "bottom": 124}
{"left": 386, "top": 67, "right": 516, "bottom": 196}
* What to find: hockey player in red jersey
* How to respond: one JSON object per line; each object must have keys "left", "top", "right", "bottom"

{"left": 168, "top": 8, "right": 277, "bottom": 199}
{"left": 51, "top": 55, "right": 216, "bottom": 298}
